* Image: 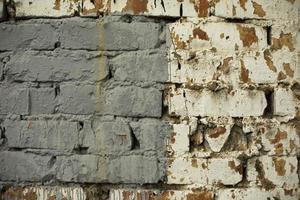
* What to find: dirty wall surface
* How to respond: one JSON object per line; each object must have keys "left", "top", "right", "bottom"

{"left": 0, "top": 0, "right": 299, "bottom": 199}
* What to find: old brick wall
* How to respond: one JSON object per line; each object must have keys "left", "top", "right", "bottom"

{"left": 0, "top": 0, "right": 299, "bottom": 199}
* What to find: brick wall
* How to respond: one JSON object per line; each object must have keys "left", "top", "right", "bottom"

{"left": 0, "top": 0, "right": 299, "bottom": 199}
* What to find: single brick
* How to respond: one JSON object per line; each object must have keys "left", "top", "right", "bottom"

{"left": 15, "top": 0, "right": 80, "bottom": 17}
{"left": 168, "top": 50, "right": 239, "bottom": 85}
{"left": 167, "top": 124, "right": 190, "bottom": 157}
{"left": 214, "top": 0, "right": 299, "bottom": 20}
{"left": 108, "top": 155, "right": 160, "bottom": 184}
{"left": 30, "top": 88, "right": 56, "bottom": 114}
{"left": 102, "top": 21, "right": 161, "bottom": 50}
{"left": 4, "top": 119, "right": 79, "bottom": 151}
{"left": 168, "top": 87, "right": 267, "bottom": 117}
{"left": 81, "top": 119, "right": 133, "bottom": 154}
{"left": 6, "top": 50, "right": 108, "bottom": 82}
{"left": 247, "top": 156, "right": 298, "bottom": 189}
{"left": 58, "top": 84, "right": 97, "bottom": 115}
{"left": 56, "top": 155, "right": 108, "bottom": 183}
{"left": 273, "top": 87, "right": 297, "bottom": 117}
{"left": 110, "top": 189, "right": 214, "bottom": 200}
{"left": 218, "top": 188, "right": 299, "bottom": 200}
{"left": 110, "top": 0, "right": 209, "bottom": 17}
{"left": 167, "top": 157, "right": 243, "bottom": 185}
{"left": 58, "top": 84, "right": 162, "bottom": 117}
{"left": 102, "top": 85, "right": 162, "bottom": 117}
{"left": 0, "top": 23, "right": 58, "bottom": 50}
{"left": 61, "top": 19, "right": 161, "bottom": 50}
{"left": 0, "top": 151, "right": 54, "bottom": 182}
{"left": 130, "top": 118, "right": 171, "bottom": 152}
{"left": 61, "top": 18, "right": 103, "bottom": 50}
{"left": 204, "top": 119, "right": 234, "bottom": 152}
{"left": 110, "top": 50, "right": 168, "bottom": 83}
{"left": 261, "top": 123, "right": 299, "bottom": 156}
{"left": 0, "top": 86, "right": 29, "bottom": 115}
{"left": 168, "top": 21, "right": 267, "bottom": 52}
{"left": 241, "top": 50, "right": 297, "bottom": 84}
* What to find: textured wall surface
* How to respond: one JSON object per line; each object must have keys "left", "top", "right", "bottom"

{"left": 0, "top": 0, "right": 299, "bottom": 199}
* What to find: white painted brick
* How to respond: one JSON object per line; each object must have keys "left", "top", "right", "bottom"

{"left": 242, "top": 50, "right": 297, "bottom": 84}
{"left": 168, "top": 86, "right": 267, "bottom": 117}
{"left": 167, "top": 157, "right": 242, "bottom": 185}
{"left": 273, "top": 87, "right": 297, "bottom": 117}
{"left": 168, "top": 21, "right": 267, "bottom": 52}
{"left": 261, "top": 124, "right": 300, "bottom": 156}
{"left": 169, "top": 49, "right": 297, "bottom": 85}
{"left": 110, "top": 189, "right": 214, "bottom": 200}
{"left": 214, "top": 0, "right": 299, "bottom": 20}
{"left": 204, "top": 120, "right": 234, "bottom": 152}
{"left": 247, "top": 156, "right": 299, "bottom": 189}
{"left": 82, "top": 0, "right": 110, "bottom": 16}
{"left": 110, "top": 0, "right": 208, "bottom": 17}
{"left": 15, "top": 0, "right": 80, "bottom": 17}
{"left": 218, "top": 188, "right": 299, "bottom": 200}
{"left": 167, "top": 124, "right": 190, "bottom": 157}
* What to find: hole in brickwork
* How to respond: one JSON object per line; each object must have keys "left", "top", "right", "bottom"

{"left": 224, "top": 18, "right": 247, "bottom": 23}
{"left": 161, "top": 0, "right": 166, "bottom": 12}
{"left": 54, "top": 41, "right": 61, "bottom": 49}
{"left": 130, "top": 128, "right": 140, "bottom": 150}
{"left": 73, "top": 145, "right": 89, "bottom": 154}
{"left": 291, "top": 82, "right": 300, "bottom": 100}
{"left": 54, "top": 85, "right": 60, "bottom": 97}
{"left": 20, "top": 115, "right": 24, "bottom": 120}
{"left": 0, "top": 126, "right": 7, "bottom": 146}
{"left": 183, "top": 90, "right": 186, "bottom": 97}
{"left": 266, "top": 26, "right": 272, "bottom": 45}
{"left": 78, "top": 121, "right": 84, "bottom": 131}
{"left": 179, "top": 4, "right": 183, "bottom": 17}
{"left": 263, "top": 89, "right": 274, "bottom": 118}
{"left": 222, "top": 123, "right": 248, "bottom": 152}
{"left": 47, "top": 156, "right": 57, "bottom": 168}
{"left": 178, "top": 61, "right": 181, "bottom": 70}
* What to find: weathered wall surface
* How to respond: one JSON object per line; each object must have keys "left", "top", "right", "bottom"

{"left": 0, "top": 0, "right": 299, "bottom": 200}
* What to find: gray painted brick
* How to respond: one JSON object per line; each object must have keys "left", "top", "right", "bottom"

{"left": 58, "top": 84, "right": 162, "bottom": 117}
{"left": 30, "top": 88, "right": 56, "bottom": 114}
{"left": 103, "top": 22, "right": 161, "bottom": 50}
{"left": 61, "top": 18, "right": 102, "bottom": 50}
{"left": 58, "top": 84, "right": 97, "bottom": 115}
{"left": 6, "top": 50, "right": 108, "bottom": 82}
{"left": 61, "top": 18, "right": 161, "bottom": 50}
{"left": 108, "top": 155, "right": 160, "bottom": 184}
{"left": 102, "top": 85, "right": 162, "bottom": 117}
{"left": 0, "top": 23, "right": 58, "bottom": 50}
{"left": 130, "top": 119, "right": 171, "bottom": 152}
{"left": 110, "top": 50, "right": 168, "bottom": 82}
{"left": 4, "top": 119, "right": 79, "bottom": 151}
{"left": 81, "top": 119, "right": 133, "bottom": 154}
{"left": 56, "top": 155, "right": 108, "bottom": 183}
{"left": 0, "top": 86, "right": 29, "bottom": 115}
{"left": 0, "top": 151, "right": 54, "bottom": 182}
